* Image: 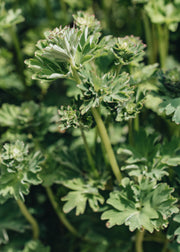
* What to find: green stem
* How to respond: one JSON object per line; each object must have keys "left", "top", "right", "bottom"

{"left": 45, "top": 186, "right": 80, "bottom": 237}
{"left": 80, "top": 127, "right": 99, "bottom": 177}
{"left": 128, "top": 118, "right": 133, "bottom": 145}
{"left": 44, "top": 0, "right": 53, "bottom": 21}
{"left": 93, "top": 126, "right": 98, "bottom": 155}
{"left": 71, "top": 65, "right": 81, "bottom": 84}
{"left": 134, "top": 114, "right": 139, "bottom": 132}
{"left": 16, "top": 199, "right": 39, "bottom": 240}
{"left": 135, "top": 230, "right": 144, "bottom": 252}
{"left": 142, "top": 10, "right": 154, "bottom": 64}
{"left": 152, "top": 23, "right": 158, "bottom": 62}
{"left": 70, "top": 65, "right": 121, "bottom": 182}
{"left": 164, "top": 25, "right": 169, "bottom": 61}
{"left": 161, "top": 239, "right": 169, "bottom": 252}
{"left": 91, "top": 107, "right": 122, "bottom": 183}
{"left": 59, "top": 0, "right": 66, "bottom": 12}
{"left": 10, "top": 25, "right": 25, "bottom": 82}
{"left": 157, "top": 24, "right": 168, "bottom": 69}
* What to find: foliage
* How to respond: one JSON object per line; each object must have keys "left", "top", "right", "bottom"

{"left": 0, "top": 1, "right": 180, "bottom": 252}
{"left": 101, "top": 178, "right": 178, "bottom": 232}
{"left": 0, "top": 140, "right": 43, "bottom": 203}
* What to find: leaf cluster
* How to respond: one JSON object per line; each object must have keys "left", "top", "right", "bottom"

{"left": 0, "top": 141, "right": 43, "bottom": 203}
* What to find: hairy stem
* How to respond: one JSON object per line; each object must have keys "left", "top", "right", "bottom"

{"left": 135, "top": 230, "right": 144, "bottom": 252}
{"left": 16, "top": 199, "right": 39, "bottom": 240}
{"left": 80, "top": 127, "right": 99, "bottom": 177}
{"left": 45, "top": 186, "right": 80, "bottom": 237}
{"left": 91, "top": 107, "right": 122, "bottom": 183}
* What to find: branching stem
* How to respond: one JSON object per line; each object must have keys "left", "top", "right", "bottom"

{"left": 16, "top": 199, "right": 39, "bottom": 240}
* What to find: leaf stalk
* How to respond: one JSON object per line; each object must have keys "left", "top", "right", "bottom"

{"left": 135, "top": 230, "right": 144, "bottom": 252}
{"left": 45, "top": 186, "right": 80, "bottom": 237}
{"left": 80, "top": 127, "right": 99, "bottom": 177}
{"left": 16, "top": 199, "right": 39, "bottom": 240}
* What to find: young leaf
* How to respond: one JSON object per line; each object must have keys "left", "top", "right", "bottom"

{"left": 73, "top": 11, "right": 101, "bottom": 33}
{"left": 112, "top": 36, "right": 146, "bottom": 66}
{"left": 58, "top": 104, "right": 92, "bottom": 131}
{"left": 78, "top": 65, "right": 133, "bottom": 115}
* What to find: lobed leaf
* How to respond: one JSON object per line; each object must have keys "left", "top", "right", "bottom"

{"left": 62, "top": 178, "right": 105, "bottom": 215}
{"left": 101, "top": 178, "right": 178, "bottom": 232}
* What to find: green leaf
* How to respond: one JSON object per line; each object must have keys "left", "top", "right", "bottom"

{"left": 117, "top": 130, "right": 170, "bottom": 180}
{"left": 62, "top": 178, "right": 105, "bottom": 215}
{"left": 78, "top": 65, "right": 134, "bottom": 116}
{"left": 73, "top": 11, "right": 101, "bottom": 33}
{"left": 101, "top": 178, "right": 178, "bottom": 232}
{"left": 113, "top": 36, "right": 146, "bottom": 66}
{"left": 25, "top": 16, "right": 103, "bottom": 81}
{"left": 0, "top": 102, "right": 58, "bottom": 138}
{"left": 145, "top": 1, "right": 180, "bottom": 31}
{"left": 160, "top": 137, "right": 180, "bottom": 166}
{"left": 22, "top": 240, "right": 50, "bottom": 252}
{"left": 158, "top": 68, "right": 180, "bottom": 98}
{"left": 0, "top": 141, "right": 43, "bottom": 202}
{"left": 0, "top": 200, "right": 27, "bottom": 245}
{"left": 0, "top": 49, "right": 24, "bottom": 91}
{"left": 159, "top": 97, "right": 180, "bottom": 124}
{"left": 58, "top": 104, "right": 92, "bottom": 131}
{"left": 0, "top": 7, "right": 24, "bottom": 31}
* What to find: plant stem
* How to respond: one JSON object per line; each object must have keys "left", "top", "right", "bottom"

{"left": 59, "top": 0, "right": 66, "bottom": 12}
{"left": 44, "top": 0, "right": 53, "bottom": 21}
{"left": 161, "top": 239, "right": 169, "bottom": 252}
{"left": 135, "top": 230, "right": 144, "bottom": 252}
{"left": 45, "top": 186, "right": 80, "bottom": 237}
{"left": 128, "top": 118, "right": 134, "bottom": 145}
{"left": 134, "top": 114, "right": 139, "bottom": 132}
{"left": 70, "top": 64, "right": 122, "bottom": 182}
{"left": 80, "top": 127, "right": 99, "bottom": 177}
{"left": 91, "top": 107, "right": 122, "bottom": 183}
{"left": 152, "top": 24, "right": 158, "bottom": 62}
{"left": 16, "top": 199, "right": 39, "bottom": 240}
{"left": 157, "top": 24, "right": 169, "bottom": 69}
{"left": 142, "top": 10, "right": 154, "bottom": 64}
{"left": 10, "top": 25, "right": 25, "bottom": 83}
